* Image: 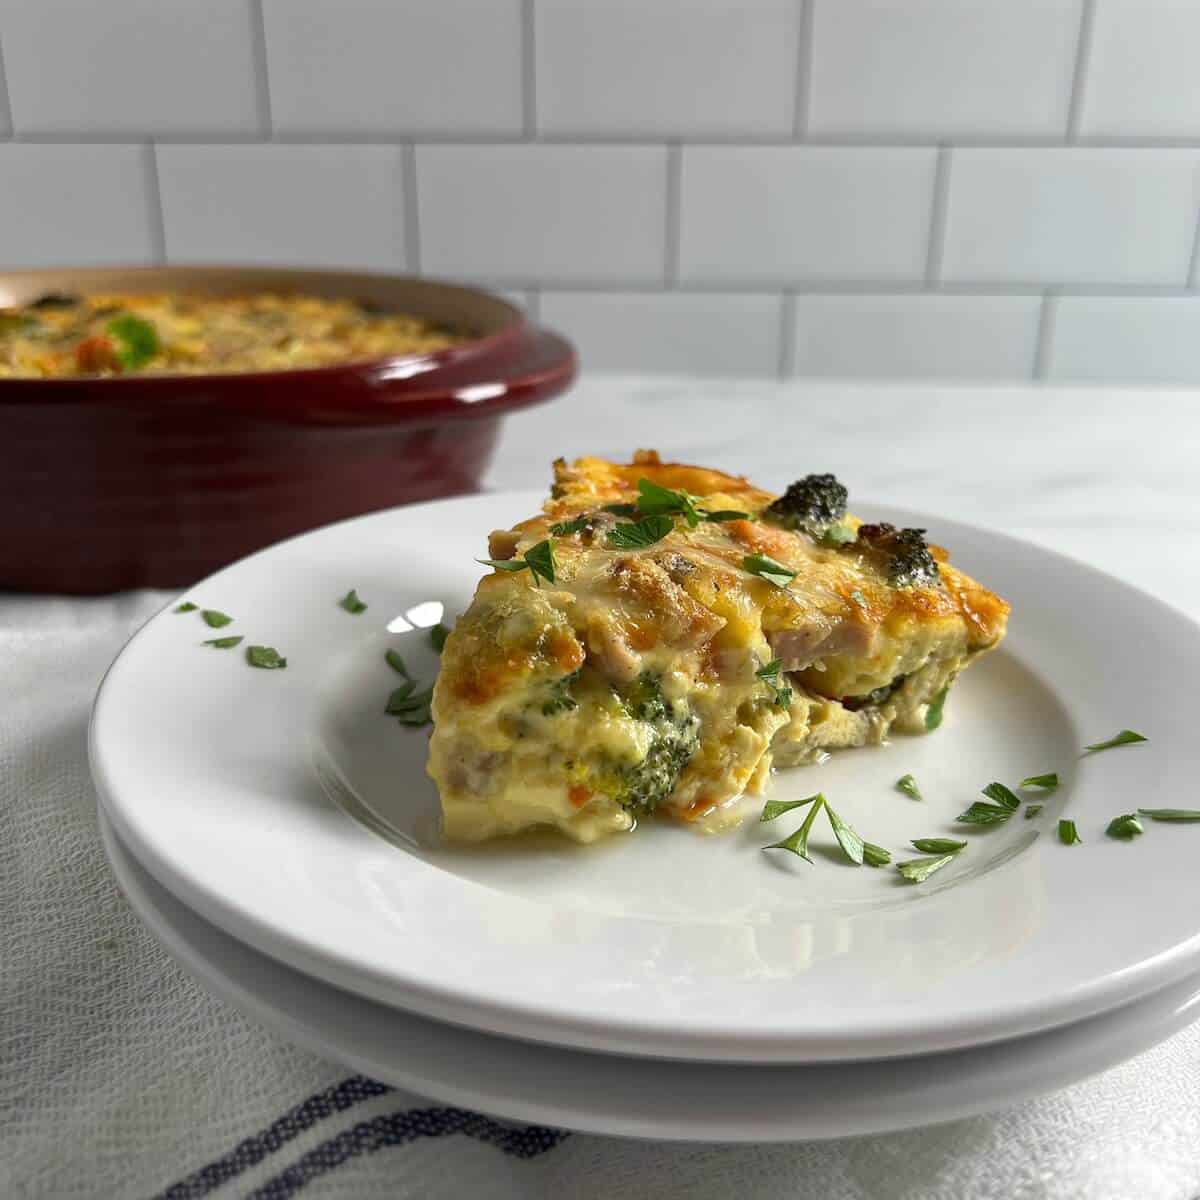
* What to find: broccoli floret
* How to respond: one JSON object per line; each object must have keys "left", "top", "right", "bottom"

{"left": 764, "top": 473, "right": 848, "bottom": 535}
{"left": 855, "top": 523, "right": 941, "bottom": 588}
{"left": 614, "top": 672, "right": 699, "bottom": 817}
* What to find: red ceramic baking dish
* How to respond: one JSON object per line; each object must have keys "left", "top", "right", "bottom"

{"left": 0, "top": 266, "right": 575, "bottom": 594}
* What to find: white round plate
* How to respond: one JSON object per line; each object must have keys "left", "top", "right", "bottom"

{"left": 100, "top": 809, "right": 1200, "bottom": 1142}
{"left": 91, "top": 491, "right": 1200, "bottom": 1063}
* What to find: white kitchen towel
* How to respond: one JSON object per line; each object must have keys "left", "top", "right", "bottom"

{"left": 4, "top": 591, "right": 1200, "bottom": 1200}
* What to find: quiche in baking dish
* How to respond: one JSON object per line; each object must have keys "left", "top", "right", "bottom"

{"left": 427, "top": 452, "right": 1010, "bottom": 843}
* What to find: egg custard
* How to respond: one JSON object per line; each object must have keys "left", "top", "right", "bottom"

{"left": 428, "top": 452, "right": 1009, "bottom": 843}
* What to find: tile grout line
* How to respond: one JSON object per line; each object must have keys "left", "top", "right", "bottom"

{"left": 776, "top": 290, "right": 797, "bottom": 380}
{"left": 1065, "top": 0, "right": 1096, "bottom": 141}
{"left": 401, "top": 143, "right": 421, "bottom": 274}
{"left": 793, "top": 0, "right": 815, "bottom": 139}
{"left": 924, "top": 145, "right": 952, "bottom": 284}
{"left": 141, "top": 143, "right": 168, "bottom": 263}
{"left": 1033, "top": 290, "right": 1059, "bottom": 380}
{"left": 664, "top": 143, "right": 682, "bottom": 286}
{"left": 249, "top": 0, "right": 274, "bottom": 138}
{"left": 521, "top": 0, "right": 537, "bottom": 138}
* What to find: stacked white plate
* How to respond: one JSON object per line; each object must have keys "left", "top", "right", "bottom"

{"left": 90, "top": 493, "right": 1200, "bottom": 1142}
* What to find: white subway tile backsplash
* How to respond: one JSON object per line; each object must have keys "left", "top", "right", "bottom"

{"left": 0, "top": 145, "right": 156, "bottom": 267}
{"left": 536, "top": 0, "right": 799, "bottom": 137}
{"left": 941, "top": 150, "right": 1200, "bottom": 285}
{"left": 679, "top": 147, "right": 936, "bottom": 284}
{"left": 263, "top": 0, "right": 522, "bottom": 136}
{"left": 1047, "top": 296, "right": 1200, "bottom": 383}
{"left": 810, "top": 0, "right": 1081, "bottom": 139}
{"left": 1080, "top": 1, "right": 1200, "bottom": 139}
{"left": 0, "top": 0, "right": 260, "bottom": 136}
{"left": 416, "top": 145, "right": 667, "bottom": 284}
{"left": 157, "top": 145, "right": 405, "bottom": 271}
{"left": 791, "top": 294, "right": 1040, "bottom": 379}
{"left": 539, "top": 291, "right": 781, "bottom": 375}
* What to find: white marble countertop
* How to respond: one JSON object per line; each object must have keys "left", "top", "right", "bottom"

{"left": 491, "top": 377, "right": 1200, "bottom": 620}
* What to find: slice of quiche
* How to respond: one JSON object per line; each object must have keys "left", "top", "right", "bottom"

{"left": 428, "top": 452, "right": 1009, "bottom": 843}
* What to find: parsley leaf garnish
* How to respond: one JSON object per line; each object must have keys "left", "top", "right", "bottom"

{"left": 823, "top": 800, "right": 866, "bottom": 865}
{"left": 760, "top": 794, "right": 822, "bottom": 823}
{"left": 246, "top": 645, "right": 286, "bottom": 669}
{"left": 478, "top": 538, "right": 557, "bottom": 586}
{"left": 201, "top": 609, "right": 233, "bottom": 628}
{"left": 1058, "top": 819, "right": 1082, "bottom": 845}
{"left": 862, "top": 842, "right": 892, "bottom": 867}
{"left": 763, "top": 794, "right": 825, "bottom": 862}
{"left": 107, "top": 314, "right": 160, "bottom": 370}
{"left": 607, "top": 514, "right": 674, "bottom": 549}
{"left": 896, "top": 853, "right": 959, "bottom": 884}
{"left": 203, "top": 635, "right": 243, "bottom": 649}
{"left": 1020, "top": 773, "right": 1059, "bottom": 791}
{"left": 981, "top": 782, "right": 1021, "bottom": 811}
{"left": 755, "top": 659, "right": 793, "bottom": 709}
{"left": 385, "top": 649, "right": 410, "bottom": 678}
{"left": 910, "top": 837, "right": 966, "bottom": 854}
{"left": 1137, "top": 808, "right": 1200, "bottom": 823}
{"left": 339, "top": 589, "right": 367, "bottom": 614}
{"left": 742, "top": 553, "right": 796, "bottom": 588}
{"left": 955, "top": 801, "right": 1014, "bottom": 826}
{"left": 602, "top": 502, "right": 638, "bottom": 517}
{"left": 1105, "top": 812, "right": 1143, "bottom": 840}
{"left": 550, "top": 516, "right": 590, "bottom": 537}
{"left": 896, "top": 773, "right": 922, "bottom": 801}
{"left": 636, "top": 479, "right": 705, "bottom": 528}
{"left": 173, "top": 602, "right": 197, "bottom": 613}
{"left": 702, "top": 509, "right": 749, "bottom": 523}
{"left": 1025, "top": 803, "right": 1044, "bottom": 819}
{"left": 429, "top": 623, "right": 449, "bottom": 652}
{"left": 1085, "top": 730, "right": 1147, "bottom": 754}
{"left": 924, "top": 687, "right": 949, "bottom": 731}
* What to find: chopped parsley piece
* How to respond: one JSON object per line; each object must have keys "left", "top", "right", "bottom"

{"left": 896, "top": 853, "right": 958, "bottom": 884}
{"left": 895, "top": 773, "right": 922, "bottom": 801}
{"left": 703, "top": 509, "right": 749, "bottom": 523}
{"left": 385, "top": 649, "right": 410, "bottom": 678}
{"left": 1105, "top": 812, "right": 1144, "bottom": 840}
{"left": 910, "top": 837, "right": 966, "bottom": 854}
{"left": 173, "top": 601, "right": 197, "bottom": 613}
{"left": 955, "top": 800, "right": 1015, "bottom": 826}
{"left": 924, "top": 687, "right": 949, "bottom": 731}
{"left": 862, "top": 842, "right": 892, "bottom": 867}
{"left": 602, "top": 502, "right": 638, "bottom": 517}
{"left": 763, "top": 794, "right": 825, "bottom": 863}
{"left": 607, "top": 514, "right": 674, "bottom": 549}
{"left": 635, "top": 478, "right": 705, "bottom": 528}
{"left": 760, "top": 794, "right": 822, "bottom": 823}
{"left": 755, "top": 659, "right": 793, "bottom": 710}
{"left": 1025, "top": 803, "right": 1044, "bottom": 819}
{"left": 1085, "top": 730, "right": 1147, "bottom": 754}
{"left": 478, "top": 538, "right": 557, "bottom": 586}
{"left": 1020, "top": 772, "right": 1059, "bottom": 791}
{"left": 823, "top": 801, "right": 866, "bottom": 865}
{"left": 338, "top": 589, "right": 367, "bottom": 614}
{"left": 1058, "top": 819, "right": 1082, "bottom": 845}
{"left": 385, "top": 681, "right": 415, "bottom": 712}
{"left": 742, "top": 553, "right": 796, "bottom": 589}
{"left": 549, "top": 516, "right": 591, "bottom": 537}
{"left": 246, "top": 645, "right": 286, "bottom": 669}
{"left": 203, "top": 635, "right": 243, "bottom": 649}
{"left": 201, "top": 609, "right": 233, "bottom": 628}
{"left": 107, "top": 313, "right": 160, "bottom": 370}
{"left": 981, "top": 782, "right": 1021, "bottom": 811}
{"left": 1137, "top": 808, "right": 1200, "bottom": 823}
{"left": 429, "top": 623, "right": 450, "bottom": 652}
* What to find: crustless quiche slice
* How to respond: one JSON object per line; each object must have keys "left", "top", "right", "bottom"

{"left": 428, "top": 452, "right": 1009, "bottom": 843}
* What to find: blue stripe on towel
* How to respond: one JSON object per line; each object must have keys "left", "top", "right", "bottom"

{"left": 154, "top": 1076, "right": 393, "bottom": 1199}
{"left": 247, "top": 1107, "right": 571, "bottom": 1199}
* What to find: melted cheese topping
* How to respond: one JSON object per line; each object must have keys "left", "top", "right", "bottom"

{"left": 428, "top": 451, "right": 1010, "bottom": 843}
